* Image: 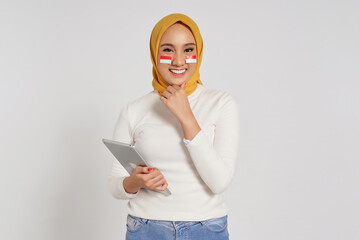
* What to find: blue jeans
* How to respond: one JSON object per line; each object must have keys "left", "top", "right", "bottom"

{"left": 125, "top": 214, "right": 229, "bottom": 240}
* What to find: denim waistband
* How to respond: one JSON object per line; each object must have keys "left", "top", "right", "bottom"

{"left": 128, "top": 214, "right": 227, "bottom": 227}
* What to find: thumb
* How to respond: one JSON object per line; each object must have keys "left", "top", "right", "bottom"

{"left": 135, "top": 166, "right": 152, "bottom": 174}
{"left": 181, "top": 82, "right": 186, "bottom": 89}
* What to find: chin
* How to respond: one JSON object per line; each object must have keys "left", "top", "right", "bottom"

{"left": 166, "top": 79, "right": 186, "bottom": 86}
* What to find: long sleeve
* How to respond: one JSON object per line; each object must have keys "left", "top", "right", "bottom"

{"left": 104, "top": 85, "right": 237, "bottom": 220}
{"left": 107, "top": 104, "right": 140, "bottom": 200}
{"left": 184, "top": 94, "right": 240, "bottom": 194}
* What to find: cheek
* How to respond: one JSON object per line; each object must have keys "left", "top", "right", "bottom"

{"left": 158, "top": 63, "right": 168, "bottom": 70}
{"left": 157, "top": 56, "right": 171, "bottom": 72}
{"left": 189, "top": 63, "right": 197, "bottom": 72}
{"left": 157, "top": 64, "right": 169, "bottom": 77}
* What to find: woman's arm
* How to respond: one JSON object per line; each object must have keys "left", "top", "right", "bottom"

{"left": 107, "top": 104, "right": 140, "bottom": 200}
{"left": 159, "top": 84, "right": 240, "bottom": 194}
{"left": 181, "top": 94, "right": 240, "bottom": 194}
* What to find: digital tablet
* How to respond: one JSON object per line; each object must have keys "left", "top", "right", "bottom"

{"left": 102, "top": 138, "right": 171, "bottom": 196}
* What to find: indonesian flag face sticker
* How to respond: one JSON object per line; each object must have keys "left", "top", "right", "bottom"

{"left": 159, "top": 56, "right": 172, "bottom": 64}
{"left": 185, "top": 55, "right": 197, "bottom": 63}
{"left": 159, "top": 55, "right": 197, "bottom": 64}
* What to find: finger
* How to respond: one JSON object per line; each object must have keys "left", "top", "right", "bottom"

{"left": 162, "top": 91, "right": 171, "bottom": 98}
{"left": 152, "top": 178, "right": 166, "bottom": 188}
{"left": 134, "top": 166, "right": 142, "bottom": 174}
{"left": 147, "top": 174, "right": 163, "bottom": 186}
{"left": 166, "top": 85, "right": 176, "bottom": 93}
{"left": 172, "top": 84, "right": 185, "bottom": 93}
{"left": 172, "top": 85, "right": 180, "bottom": 90}
{"left": 160, "top": 96, "right": 167, "bottom": 104}
{"left": 144, "top": 175, "right": 164, "bottom": 189}
{"left": 142, "top": 169, "right": 161, "bottom": 181}
{"left": 136, "top": 166, "right": 152, "bottom": 174}
{"left": 155, "top": 181, "right": 168, "bottom": 191}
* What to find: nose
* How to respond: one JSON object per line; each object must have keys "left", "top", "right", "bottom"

{"left": 172, "top": 51, "right": 185, "bottom": 67}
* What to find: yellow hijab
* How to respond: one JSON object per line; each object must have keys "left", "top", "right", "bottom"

{"left": 150, "top": 13, "right": 204, "bottom": 97}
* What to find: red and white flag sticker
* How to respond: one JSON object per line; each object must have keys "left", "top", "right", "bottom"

{"left": 160, "top": 56, "right": 172, "bottom": 64}
{"left": 185, "top": 55, "right": 197, "bottom": 63}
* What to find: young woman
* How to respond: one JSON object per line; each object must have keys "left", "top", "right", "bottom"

{"left": 108, "top": 13, "right": 240, "bottom": 240}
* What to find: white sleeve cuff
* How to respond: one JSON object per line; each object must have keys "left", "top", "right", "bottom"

{"left": 183, "top": 129, "right": 206, "bottom": 147}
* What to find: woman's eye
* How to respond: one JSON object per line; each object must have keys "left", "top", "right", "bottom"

{"left": 163, "top": 48, "right": 173, "bottom": 52}
{"left": 185, "top": 48, "right": 194, "bottom": 53}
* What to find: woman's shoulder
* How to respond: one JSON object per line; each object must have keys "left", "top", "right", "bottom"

{"left": 129, "top": 89, "right": 157, "bottom": 104}
{"left": 199, "top": 85, "right": 239, "bottom": 118}
{"left": 199, "top": 84, "right": 237, "bottom": 105}
{"left": 122, "top": 89, "right": 159, "bottom": 113}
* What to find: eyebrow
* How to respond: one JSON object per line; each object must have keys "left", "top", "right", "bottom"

{"left": 160, "top": 43, "right": 196, "bottom": 48}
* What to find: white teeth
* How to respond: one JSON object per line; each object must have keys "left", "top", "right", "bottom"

{"left": 170, "top": 69, "right": 186, "bottom": 74}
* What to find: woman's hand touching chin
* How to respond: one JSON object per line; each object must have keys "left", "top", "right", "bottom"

{"left": 160, "top": 82, "right": 201, "bottom": 141}
{"left": 160, "top": 82, "right": 193, "bottom": 123}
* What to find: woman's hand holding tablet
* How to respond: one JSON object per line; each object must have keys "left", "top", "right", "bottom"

{"left": 124, "top": 166, "right": 169, "bottom": 194}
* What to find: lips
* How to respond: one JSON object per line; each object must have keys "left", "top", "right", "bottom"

{"left": 169, "top": 68, "right": 187, "bottom": 75}
{"left": 169, "top": 69, "right": 186, "bottom": 77}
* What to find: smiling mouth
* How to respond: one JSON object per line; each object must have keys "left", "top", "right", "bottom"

{"left": 169, "top": 68, "right": 187, "bottom": 75}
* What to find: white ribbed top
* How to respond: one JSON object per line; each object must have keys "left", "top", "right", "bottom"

{"left": 108, "top": 84, "right": 240, "bottom": 221}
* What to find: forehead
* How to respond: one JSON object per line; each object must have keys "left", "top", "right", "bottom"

{"left": 159, "top": 23, "right": 196, "bottom": 44}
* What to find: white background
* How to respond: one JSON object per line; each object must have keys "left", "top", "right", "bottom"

{"left": 1, "top": 0, "right": 359, "bottom": 239}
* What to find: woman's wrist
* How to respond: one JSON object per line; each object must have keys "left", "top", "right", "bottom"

{"left": 180, "top": 113, "right": 201, "bottom": 141}
{"left": 123, "top": 176, "right": 140, "bottom": 194}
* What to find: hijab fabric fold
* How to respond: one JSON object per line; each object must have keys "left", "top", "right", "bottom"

{"left": 150, "top": 13, "right": 203, "bottom": 97}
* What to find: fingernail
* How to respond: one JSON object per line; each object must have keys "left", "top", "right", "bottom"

{"left": 148, "top": 167, "right": 152, "bottom": 172}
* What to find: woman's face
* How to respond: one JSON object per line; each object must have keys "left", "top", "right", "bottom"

{"left": 157, "top": 23, "right": 197, "bottom": 86}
